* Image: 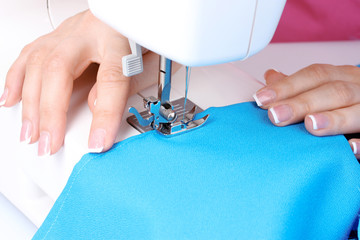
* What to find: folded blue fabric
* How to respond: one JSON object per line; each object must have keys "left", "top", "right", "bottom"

{"left": 33, "top": 102, "right": 360, "bottom": 240}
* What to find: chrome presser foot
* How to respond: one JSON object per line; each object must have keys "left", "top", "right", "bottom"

{"left": 127, "top": 97, "right": 209, "bottom": 136}
{"left": 127, "top": 55, "right": 209, "bottom": 136}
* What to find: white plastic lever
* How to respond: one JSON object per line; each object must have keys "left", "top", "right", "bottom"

{"left": 122, "top": 39, "right": 143, "bottom": 77}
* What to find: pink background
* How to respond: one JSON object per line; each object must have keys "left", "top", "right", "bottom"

{"left": 272, "top": 0, "right": 360, "bottom": 42}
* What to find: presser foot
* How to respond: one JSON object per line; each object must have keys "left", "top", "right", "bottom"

{"left": 157, "top": 106, "right": 209, "bottom": 135}
{"left": 127, "top": 97, "right": 209, "bottom": 136}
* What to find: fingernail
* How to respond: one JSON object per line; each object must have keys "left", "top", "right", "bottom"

{"left": 253, "top": 89, "right": 276, "bottom": 107}
{"left": 307, "top": 114, "right": 330, "bottom": 130}
{"left": 38, "top": 131, "right": 51, "bottom": 157}
{"left": 88, "top": 128, "right": 106, "bottom": 153}
{"left": 351, "top": 142, "right": 359, "bottom": 155}
{"left": 0, "top": 88, "right": 9, "bottom": 107}
{"left": 20, "top": 119, "right": 32, "bottom": 144}
{"left": 94, "top": 99, "right": 97, "bottom": 107}
{"left": 269, "top": 104, "right": 293, "bottom": 124}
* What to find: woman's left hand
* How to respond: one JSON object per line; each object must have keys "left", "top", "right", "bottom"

{"left": 253, "top": 64, "right": 360, "bottom": 159}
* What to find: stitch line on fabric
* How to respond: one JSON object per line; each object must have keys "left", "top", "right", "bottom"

{"left": 40, "top": 133, "right": 152, "bottom": 239}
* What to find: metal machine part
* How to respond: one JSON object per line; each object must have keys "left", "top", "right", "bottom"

{"left": 127, "top": 56, "right": 209, "bottom": 136}
{"left": 127, "top": 97, "right": 207, "bottom": 134}
{"left": 158, "top": 56, "right": 172, "bottom": 103}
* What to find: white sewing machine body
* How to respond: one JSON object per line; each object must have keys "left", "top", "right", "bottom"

{"left": 1, "top": 0, "right": 360, "bottom": 239}
{"left": 88, "top": 0, "right": 286, "bottom": 66}
{"left": 88, "top": 0, "right": 286, "bottom": 136}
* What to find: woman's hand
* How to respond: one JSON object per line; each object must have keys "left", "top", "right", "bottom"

{"left": 253, "top": 64, "right": 360, "bottom": 159}
{"left": 2, "top": 10, "right": 135, "bottom": 156}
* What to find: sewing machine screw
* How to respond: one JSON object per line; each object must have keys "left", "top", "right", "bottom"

{"left": 160, "top": 102, "right": 177, "bottom": 122}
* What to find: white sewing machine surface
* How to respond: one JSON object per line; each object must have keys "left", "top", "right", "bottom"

{"left": 1, "top": 0, "right": 360, "bottom": 238}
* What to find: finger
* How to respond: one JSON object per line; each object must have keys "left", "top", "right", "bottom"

{"left": 253, "top": 69, "right": 287, "bottom": 106}
{"left": 20, "top": 40, "right": 61, "bottom": 144}
{"left": 38, "top": 40, "right": 92, "bottom": 156}
{"left": 2, "top": 44, "right": 32, "bottom": 107}
{"left": 20, "top": 47, "right": 50, "bottom": 143}
{"left": 268, "top": 81, "right": 360, "bottom": 127}
{"left": 254, "top": 64, "right": 360, "bottom": 107}
{"left": 4, "top": 34, "right": 61, "bottom": 108}
{"left": 348, "top": 139, "right": 360, "bottom": 159}
{"left": 88, "top": 51, "right": 131, "bottom": 153}
{"left": 88, "top": 82, "right": 97, "bottom": 112}
{"left": 264, "top": 69, "right": 287, "bottom": 85}
{"left": 303, "top": 104, "right": 360, "bottom": 138}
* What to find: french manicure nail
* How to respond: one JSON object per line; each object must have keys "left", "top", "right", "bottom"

{"left": 38, "top": 131, "right": 51, "bottom": 157}
{"left": 0, "top": 88, "right": 8, "bottom": 107}
{"left": 269, "top": 105, "right": 293, "bottom": 124}
{"left": 88, "top": 128, "right": 106, "bottom": 153}
{"left": 307, "top": 114, "right": 329, "bottom": 130}
{"left": 253, "top": 89, "right": 276, "bottom": 107}
{"left": 352, "top": 142, "right": 359, "bottom": 155}
{"left": 20, "top": 119, "right": 32, "bottom": 144}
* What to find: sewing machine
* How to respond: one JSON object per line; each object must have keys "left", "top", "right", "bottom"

{"left": 88, "top": 0, "right": 286, "bottom": 135}
{"left": 1, "top": 0, "right": 360, "bottom": 238}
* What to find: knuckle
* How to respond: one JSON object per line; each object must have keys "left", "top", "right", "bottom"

{"left": 306, "top": 64, "right": 329, "bottom": 82}
{"left": 294, "top": 93, "right": 314, "bottom": 113}
{"left": 99, "top": 67, "right": 124, "bottom": 84}
{"left": 95, "top": 108, "right": 119, "bottom": 120}
{"left": 338, "top": 113, "right": 347, "bottom": 126}
{"left": 297, "top": 96, "right": 314, "bottom": 114}
{"left": 332, "top": 111, "right": 347, "bottom": 134}
{"left": 332, "top": 81, "right": 355, "bottom": 105}
{"left": 43, "top": 54, "right": 66, "bottom": 73}
{"left": 21, "top": 91, "right": 38, "bottom": 106}
{"left": 82, "top": 10, "right": 96, "bottom": 24}
{"left": 27, "top": 49, "right": 45, "bottom": 67}
{"left": 21, "top": 43, "right": 34, "bottom": 55}
{"left": 40, "top": 107, "right": 53, "bottom": 118}
{"left": 40, "top": 104, "right": 67, "bottom": 119}
{"left": 342, "top": 65, "right": 360, "bottom": 80}
{"left": 40, "top": 98, "right": 69, "bottom": 116}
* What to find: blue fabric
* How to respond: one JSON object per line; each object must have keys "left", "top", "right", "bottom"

{"left": 33, "top": 102, "right": 360, "bottom": 240}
